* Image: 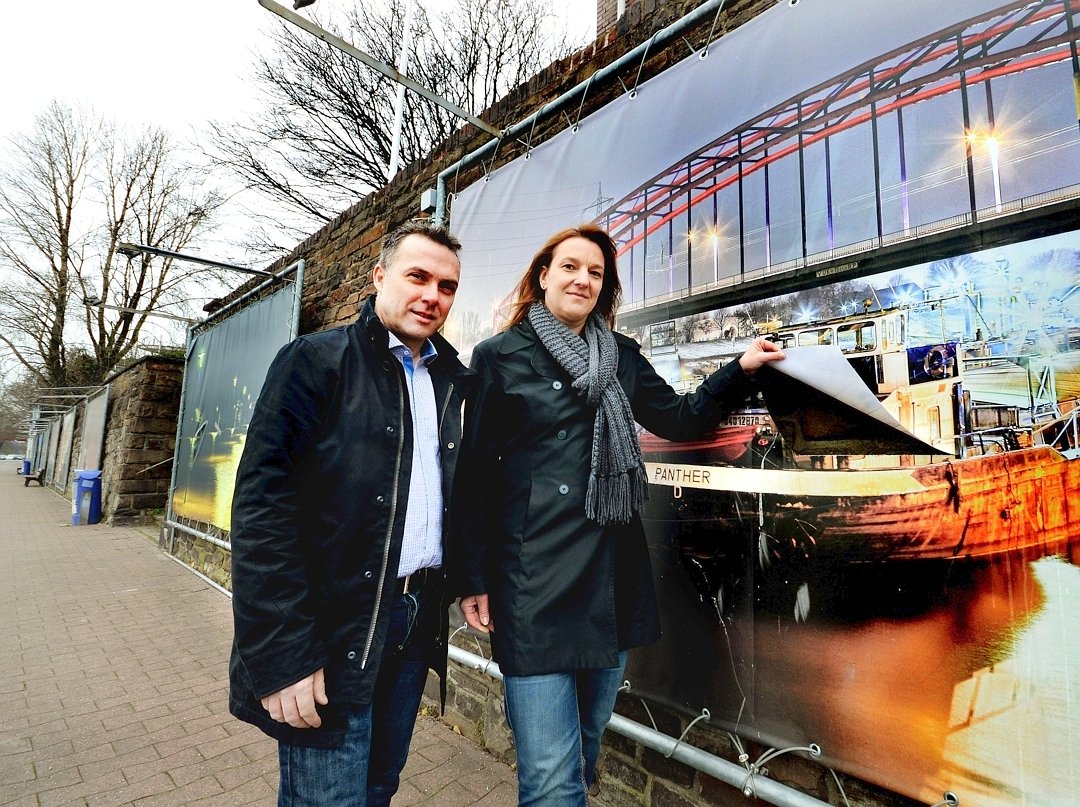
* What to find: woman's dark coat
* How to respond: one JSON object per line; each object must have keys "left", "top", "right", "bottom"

{"left": 453, "top": 320, "right": 753, "bottom": 676}
{"left": 229, "top": 297, "right": 475, "bottom": 747}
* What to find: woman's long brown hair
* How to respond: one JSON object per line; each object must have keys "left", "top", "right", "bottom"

{"left": 502, "top": 224, "right": 623, "bottom": 331}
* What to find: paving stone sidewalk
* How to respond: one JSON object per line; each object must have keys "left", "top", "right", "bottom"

{"left": 0, "top": 465, "right": 515, "bottom": 806}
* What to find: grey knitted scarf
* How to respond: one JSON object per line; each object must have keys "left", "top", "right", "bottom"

{"left": 528, "top": 302, "right": 648, "bottom": 525}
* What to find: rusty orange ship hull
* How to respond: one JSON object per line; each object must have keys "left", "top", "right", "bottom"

{"left": 646, "top": 446, "right": 1080, "bottom": 563}
{"left": 638, "top": 424, "right": 758, "bottom": 464}
{"left": 784, "top": 447, "right": 1079, "bottom": 561}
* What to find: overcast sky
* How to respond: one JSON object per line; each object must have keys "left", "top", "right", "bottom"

{"left": 1, "top": 1, "right": 596, "bottom": 143}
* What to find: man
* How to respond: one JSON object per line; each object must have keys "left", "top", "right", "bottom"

{"left": 229, "top": 220, "right": 475, "bottom": 806}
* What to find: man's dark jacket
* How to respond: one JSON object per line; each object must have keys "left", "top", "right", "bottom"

{"left": 229, "top": 297, "right": 475, "bottom": 747}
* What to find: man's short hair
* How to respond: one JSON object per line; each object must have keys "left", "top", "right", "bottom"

{"left": 379, "top": 220, "right": 462, "bottom": 270}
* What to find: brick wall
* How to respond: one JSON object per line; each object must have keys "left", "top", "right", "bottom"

{"left": 598, "top": 0, "right": 620, "bottom": 33}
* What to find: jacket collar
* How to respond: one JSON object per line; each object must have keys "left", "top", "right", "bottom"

{"left": 498, "top": 320, "right": 536, "bottom": 355}
{"left": 358, "top": 294, "right": 472, "bottom": 379}
{"left": 499, "top": 320, "right": 567, "bottom": 380}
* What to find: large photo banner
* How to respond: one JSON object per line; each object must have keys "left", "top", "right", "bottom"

{"left": 50, "top": 407, "right": 77, "bottom": 494}
{"left": 635, "top": 228, "right": 1080, "bottom": 805}
{"left": 448, "top": 0, "right": 1080, "bottom": 803}
{"left": 171, "top": 286, "right": 296, "bottom": 532}
{"left": 77, "top": 387, "right": 109, "bottom": 472}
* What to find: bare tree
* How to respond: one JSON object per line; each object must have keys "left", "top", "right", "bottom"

{"left": 0, "top": 102, "right": 223, "bottom": 386}
{"left": 208, "top": 0, "right": 581, "bottom": 252}
{"left": 0, "top": 372, "right": 38, "bottom": 443}
{"left": 0, "top": 102, "right": 94, "bottom": 387}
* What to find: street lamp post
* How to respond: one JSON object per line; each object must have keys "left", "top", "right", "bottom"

{"left": 83, "top": 295, "right": 197, "bottom": 325}
{"left": 711, "top": 232, "right": 719, "bottom": 283}
{"left": 117, "top": 243, "right": 274, "bottom": 277}
{"left": 966, "top": 130, "right": 1003, "bottom": 214}
{"left": 387, "top": 0, "right": 416, "bottom": 181}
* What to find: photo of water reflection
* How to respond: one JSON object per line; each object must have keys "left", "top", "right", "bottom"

{"left": 631, "top": 229, "right": 1080, "bottom": 805}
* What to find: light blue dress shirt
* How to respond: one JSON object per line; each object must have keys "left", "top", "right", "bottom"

{"left": 387, "top": 333, "right": 443, "bottom": 577}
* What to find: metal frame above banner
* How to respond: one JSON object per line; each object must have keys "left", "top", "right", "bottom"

{"left": 432, "top": 0, "right": 732, "bottom": 225}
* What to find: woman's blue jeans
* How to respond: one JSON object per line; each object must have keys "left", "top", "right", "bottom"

{"left": 276, "top": 590, "right": 431, "bottom": 807}
{"left": 503, "top": 651, "right": 628, "bottom": 807}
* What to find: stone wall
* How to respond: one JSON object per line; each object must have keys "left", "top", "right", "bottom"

{"left": 170, "top": 528, "right": 232, "bottom": 591}
{"left": 100, "top": 356, "right": 184, "bottom": 526}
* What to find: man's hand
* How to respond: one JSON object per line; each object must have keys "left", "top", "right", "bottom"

{"left": 261, "top": 668, "right": 328, "bottom": 728}
{"left": 460, "top": 594, "right": 493, "bottom": 633}
{"left": 738, "top": 336, "right": 786, "bottom": 375}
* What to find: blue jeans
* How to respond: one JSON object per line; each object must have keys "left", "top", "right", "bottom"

{"left": 503, "top": 651, "right": 628, "bottom": 807}
{"left": 277, "top": 590, "right": 432, "bottom": 807}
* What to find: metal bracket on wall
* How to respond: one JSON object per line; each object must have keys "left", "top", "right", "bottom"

{"left": 736, "top": 741, "right": 823, "bottom": 799}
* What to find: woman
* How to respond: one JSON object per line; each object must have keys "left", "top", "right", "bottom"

{"left": 454, "top": 224, "right": 783, "bottom": 806}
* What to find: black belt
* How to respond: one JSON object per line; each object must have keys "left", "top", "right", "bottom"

{"left": 395, "top": 567, "right": 437, "bottom": 595}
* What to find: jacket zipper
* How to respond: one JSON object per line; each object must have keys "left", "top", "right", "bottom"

{"left": 438, "top": 382, "right": 454, "bottom": 436}
{"left": 361, "top": 364, "right": 407, "bottom": 669}
{"left": 435, "top": 382, "right": 455, "bottom": 578}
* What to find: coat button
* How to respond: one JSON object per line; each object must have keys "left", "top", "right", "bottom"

{"left": 446, "top": 441, "right": 456, "bottom": 450}
{"left": 557, "top": 429, "right": 567, "bottom": 440}
{"left": 552, "top": 380, "right": 563, "bottom": 390}
{"left": 559, "top": 484, "right": 569, "bottom": 494}
{"left": 364, "top": 570, "right": 373, "bottom": 578}
{"left": 347, "top": 650, "right": 357, "bottom": 660}
{"left": 382, "top": 360, "right": 392, "bottom": 371}
{"left": 375, "top": 495, "right": 385, "bottom": 504}
{"left": 386, "top": 425, "right": 395, "bottom": 435}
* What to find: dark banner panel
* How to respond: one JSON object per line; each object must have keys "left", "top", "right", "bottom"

{"left": 43, "top": 418, "right": 61, "bottom": 487}
{"left": 171, "top": 288, "right": 295, "bottom": 532}
{"left": 77, "top": 387, "right": 109, "bottom": 472}
{"left": 51, "top": 408, "right": 77, "bottom": 494}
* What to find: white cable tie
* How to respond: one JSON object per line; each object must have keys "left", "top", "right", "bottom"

{"left": 828, "top": 768, "right": 852, "bottom": 807}
{"left": 573, "top": 73, "right": 597, "bottom": 128}
{"left": 631, "top": 32, "right": 660, "bottom": 96}
{"left": 664, "top": 708, "right": 710, "bottom": 758}
{"left": 640, "top": 699, "right": 658, "bottom": 732}
{"left": 702, "top": 0, "right": 729, "bottom": 56}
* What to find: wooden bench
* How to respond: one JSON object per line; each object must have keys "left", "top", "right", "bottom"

{"left": 23, "top": 468, "right": 45, "bottom": 487}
